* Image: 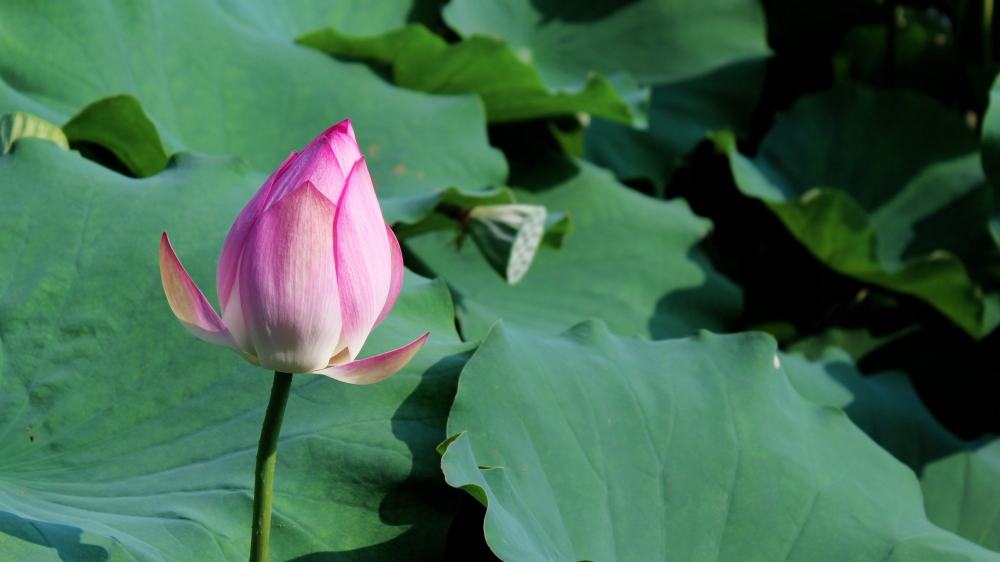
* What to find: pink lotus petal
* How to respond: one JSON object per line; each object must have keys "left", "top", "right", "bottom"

{"left": 329, "top": 119, "right": 356, "bottom": 140}
{"left": 291, "top": 119, "right": 359, "bottom": 180}
{"left": 239, "top": 181, "right": 343, "bottom": 374}
{"left": 316, "top": 332, "right": 429, "bottom": 385}
{"left": 217, "top": 151, "right": 298, "bottom": 314}
{"left": 326, "top": 120, "right": 362, "bottom": 177}
{"left": 221, "top": 260, "right": 255, "bottom": 357}
{"left": 159, "top": 233, "right": 254, "bottom": 363}
{"left": 334, "top": 157, "right": 392, "bottom": 360}
{"left": 373, "top": 223, "right": 404, "bottom": 329}
{"left": 299, "top": 119, "right": 356, "bottom": 154}
{"left": 217, "top": 120, "right": 361, "bottom": 313}
{"left": 267, "top": 141, "right": 346, "bottom": 209}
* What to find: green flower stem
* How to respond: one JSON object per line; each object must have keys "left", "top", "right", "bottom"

{"left": 249, "top": 371, "right": 293, "bottom": 562}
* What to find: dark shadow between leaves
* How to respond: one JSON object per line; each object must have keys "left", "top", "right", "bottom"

{"left": 398, "top": 239, "right": 440, "bottom": 280}
{"left": 488, "top": 120, "right": 580, "bottom": 191}
{"left": 666, "top": 140, "right": 942, "bottom": 339}
{"left": 0, "top": 511, "right": 108, "bottom": 562}
{"left": 406, "top": 0, "right": 448, "bottom": 26}
{"left": 288, "top": 350, "right": 473, "bottom": 561}
{"left": 860, "top": 324, "right": 1000, "bottom": 440}
{"left": 648, "top": 245, "right": 744, "bottom": 340}
{"left": 406, "top": 0, "right": 461, "bottom": 42}
{"left": 443, "top": 285, "right": 469, "bottom": 343}
{"left": 822, "top": 363, "right": 968, "bottom": 477}
{"left": 442, "top": 492, "right": 500, "bottom": 561}
{"left": 70, "top": 141, "right": 136, "bottom": 178}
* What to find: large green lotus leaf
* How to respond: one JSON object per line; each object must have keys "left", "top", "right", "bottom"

{"left": 584, "top": 57, "right": 766, "bottom": 194}
{"left": 443, "top": 0, "right": 769, "bottom": 93}
{"left": 439, "top": 323, "right": 999, "bottom": 561}
{"left": 921, "top": 439, "right": 1000, "bottom": 552}
{"left": 406, "top": 160, "right": 742, "bottom": 341}
{"left": 232, "top": 0, "right": 413, "bottom": 39}
{"left": 0, "top": 139, "right": 477, "bottom": 561}
{"left": 716, "top": 84, "right": 1000, "bottom": 339}
{"left": 0, "top": 0, "right": 506, "bottom": 197}
{"left": 781, "top": 349, "right": 1000, "bottom": 552}
{"left": 297, "top": 24, "right": 637, "bottom": 125}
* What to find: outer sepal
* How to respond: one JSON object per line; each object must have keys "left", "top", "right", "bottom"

{"left": 159, "top": 233, "right": 258, "bottom": 365}
{"left": 316, "top": 332, "right": 429, "bottom": 384}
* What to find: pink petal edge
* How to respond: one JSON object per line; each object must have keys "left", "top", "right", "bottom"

{"left": 217, "top": 151, "right": 298, "bottom": 312}
{"left": 266, "top": 141, "right": 346, "bottom": 210}
{"left": 160, "top": 233, "right": 255, "bottom": 364}
{"left": 301, "top": 119, "right": 356, "bottom": 154}
{"left": 315, "top": 332, "right": 429, "bottom": 385}
{"left": 293, "top": 119, "right": 359, "bottom": 180}
{"left": 373, "top": 223, "right": 404, "bottom": 329}
{"left": 326, "top": 121, "right": 362, "bottom": 178}
{"left": 334, "top": 157, "right": 393, "bottom": 360}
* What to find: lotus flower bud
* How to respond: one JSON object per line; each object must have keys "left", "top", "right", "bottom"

{"left": 159, "top": 120, "right": 426, "bottom": 383}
